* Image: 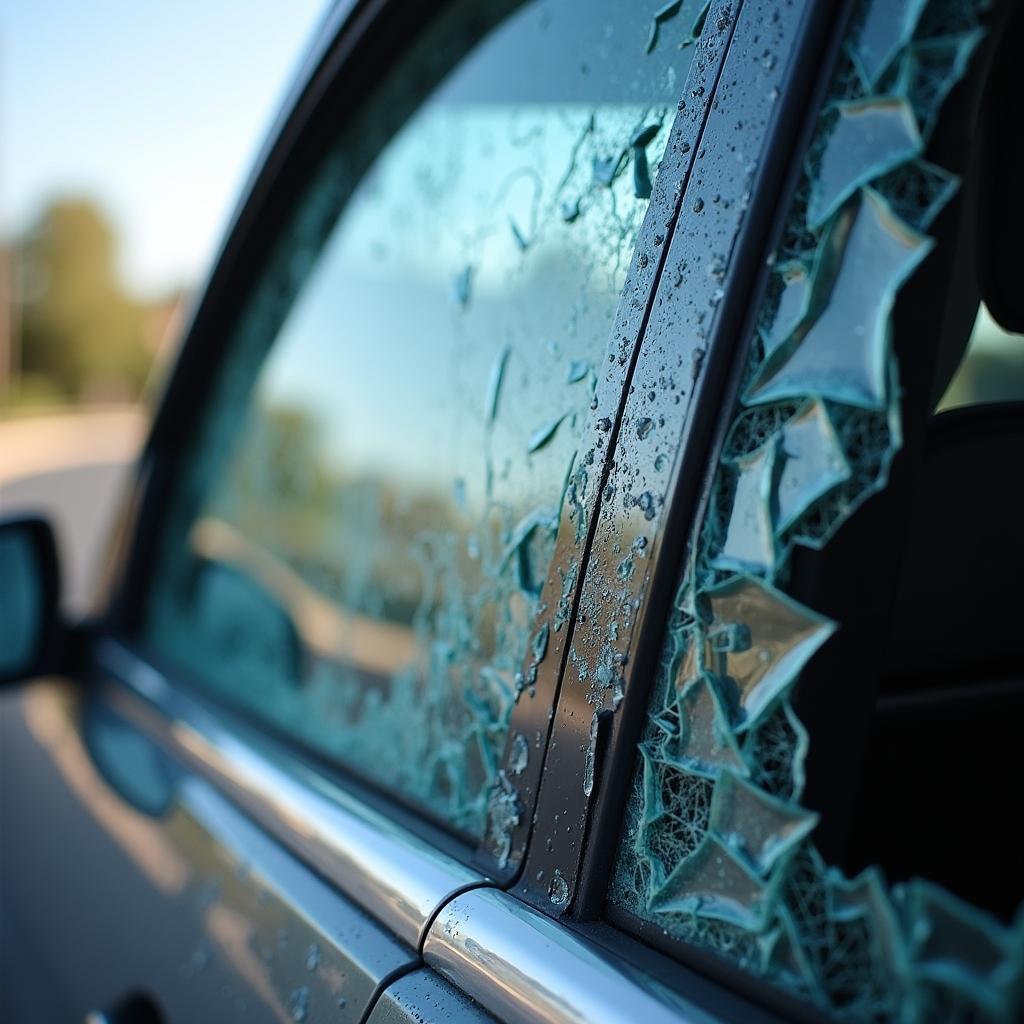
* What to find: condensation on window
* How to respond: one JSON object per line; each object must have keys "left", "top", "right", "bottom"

{"left": 610, "top": 1, "right": 1024, "bottom": 1020}
{"left": 144, "top": 0, "right": 704, "bottom": 839}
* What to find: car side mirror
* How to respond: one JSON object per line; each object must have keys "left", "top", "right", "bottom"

{"left": 0, "top": 516, "right": 62, "bottom": 684}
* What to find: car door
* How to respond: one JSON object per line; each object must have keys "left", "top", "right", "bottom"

{"left": 6, "top": 1, "right": 1021, "bottom": 1023}
{"left": 1, "top": 0, "right": 743, "bottom": 1021}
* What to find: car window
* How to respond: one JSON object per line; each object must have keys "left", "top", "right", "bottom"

{"left": 608, "top": 0, "right": 1024, "bottom": 1020}
{"left": 142, "top": 0, "right": 705, "bottom": 838}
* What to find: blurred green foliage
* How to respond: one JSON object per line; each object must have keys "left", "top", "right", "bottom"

{"left": 7, "top": 199, "right": 158, "bottom": 406}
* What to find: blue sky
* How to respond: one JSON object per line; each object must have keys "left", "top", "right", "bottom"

{"left": 1, "top": 0, "right": 328, "bottom": 299}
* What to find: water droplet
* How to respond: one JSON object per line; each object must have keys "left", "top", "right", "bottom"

{"left": 509, "top": 732, "right": 529, "bottom": 775}
{"left": 452, "top": 265, "right": 472, "bottom": 308}
{"left": 566, "top": 359, "right": 589, "bottom": 384}
{"left": 288, "top": 986, "right": 310, "bottom": 1023}
{"left": 548, "top": 869, "right": 570, "bottom": 906}
{"left": 305, "top": 943, "right": 321, "bottom": 972}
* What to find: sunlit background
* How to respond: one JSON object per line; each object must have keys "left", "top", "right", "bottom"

{"left": 1, "top": 0, "right": 327, "bottom": 410}
{"left": 0, "top": 0, "right": 328, "bottom": 608}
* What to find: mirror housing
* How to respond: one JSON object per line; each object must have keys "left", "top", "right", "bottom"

{"left": 0, "top": 516, "right": 62, "bottom": 684}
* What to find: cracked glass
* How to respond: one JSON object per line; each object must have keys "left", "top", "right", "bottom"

{"left": 610, "top": 0, "right": 1024, "bottom": 1020}
{"left": 143, "top": 0, "right": 702, "bottom": 838}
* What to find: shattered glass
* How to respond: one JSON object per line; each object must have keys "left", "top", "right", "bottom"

{"left": 143, "top": 0, "right": 702, "bottom": 838}
{"left": 610, "top": 0, "right": 1024, "bottom": 1019}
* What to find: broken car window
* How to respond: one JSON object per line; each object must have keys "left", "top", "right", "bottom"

{"left": 610, "top": 0, "right": 1024, "bottom": 1020}
{"left": 143, "top": 0, "right": 704, "bottom": 838}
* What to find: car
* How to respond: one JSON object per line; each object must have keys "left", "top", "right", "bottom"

{"left": 2, "top": 0, "right": 1023, "bottom": 1021}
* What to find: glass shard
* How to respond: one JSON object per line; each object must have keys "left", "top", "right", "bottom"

{"left": 871, "top": 158, "right": 959, "bottom": 233}
{"left": 701, "top": 576, "right": 836, "bottom": 730}
{"left": 807, "top": 98, "right": 922, "bottom": 229}
{"left": 851, "top": 0, "right": 927, "bottom": 86}
{"left": 527, "top": 413, "right": 569, "bottom": 454}
{"left": 774, "top": 399, "right": 851, "bottom": 534}
{"left": 650, "top": 834, "right": 775, "bottom": 930}
{"left": 485, "top": 345, "right": 511, "bottom": 426}
{"left": 709, "top": 769, "right": 818, "bottom": 876}
{"left": 761, "top": 262, "right": 812, "bottom": 358}
{"left": 714, "top": 441, "right": 779, "bottom": 574}
{"left": 747, "top": 189, "right": 932, "bottom": 409}
{"left": 666, "top": 673, "right": 749, "bottom": 779}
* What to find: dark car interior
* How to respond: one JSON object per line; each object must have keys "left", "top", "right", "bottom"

{"left": 792, "top": 0, "right": 1024, "bottom": 923}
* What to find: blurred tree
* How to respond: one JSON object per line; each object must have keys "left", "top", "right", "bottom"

{"left": 15, "top": 199, "right": 151, "bottom": 402}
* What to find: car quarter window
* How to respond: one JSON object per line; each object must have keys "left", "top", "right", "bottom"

{"left": 597, "top": 0, "right": 1024, "bottom": 1020}
{"left": 140, "top": 0, "right": 706, "bottom": 839}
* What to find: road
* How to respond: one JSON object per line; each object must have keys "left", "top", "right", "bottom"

{"left": 0, "top": 407, "right": 147, "bottom": 616}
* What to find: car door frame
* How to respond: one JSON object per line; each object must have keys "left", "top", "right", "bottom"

{"left": 65, "top": 0, "right": 860, "bottom": 1021}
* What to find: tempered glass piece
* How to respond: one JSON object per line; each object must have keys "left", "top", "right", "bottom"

{"left": 650, "top": 834, "right": 775, "bottom": 930}
{"left": 807, "top": 98, "right": 922, "bottom": 230}
{"left": 714, "top": 442, "right": 778, "bottom": 574}
{"left": 747, "top": 189, "right": 933, "bottom": 409}
{"left": 709, "top": 770, "right": 817, "bottom": 877}
{"left": 897, "top": 30, "right": 985, "bottom": 140}
{"left": 665, "top": 673, "right": 748, "bottom": 779}
{"left": 700, "top": 575, "right": 835, "bottom": 731}
{"left": 774, "top": 399, "right": 851, "bottom": 534}
{"left": 871, "top": 158, "right": 959, "bottom": 233}
{"left": 900, "top": 881, "right": 1024, "bottom": 1012}
{"left": 645, "top": 0, "right": 683, "bottom": 55}
{"left": 565, "top": 359, "right": 589, "bottom": 384}
{"left": 788, "top": 388, "right": 902, "bottom": 550}
{"left": 851, "top": 0, "right": 927, "bottom": 86}
{"left": 761, "top": 907, "right": 818, "bottom": 994}
{"left": 829, "top": 869, "right": 911, "bottom": 1010}
{"left": 761, "top": 262, "right": 812, "bottom": 358}
{"left": 741, "top": 698, "right": 809, "bottom": 802}
{"left": 593, "top": 150, "right": 628, "bottom": 188}
{"left": 636, "top": 750, "right": 715, "bottom": 899}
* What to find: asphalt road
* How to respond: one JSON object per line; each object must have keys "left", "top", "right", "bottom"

{"left": 0, "top": 407, "right": 147, "bottom": 616}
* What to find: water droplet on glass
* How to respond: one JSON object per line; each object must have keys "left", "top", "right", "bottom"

{"left": 288, "top": 986, "right": 310, "bottom": 1023}
{"left": 548, "top": 869, "right": 570, "bottom": 906}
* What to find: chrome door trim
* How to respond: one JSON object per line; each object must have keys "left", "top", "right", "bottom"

{"left": 424, "top": 888, "right": 718, "bottom": 1024}
{"left": 94, "top": 637, "right": 487, "bottom": 949}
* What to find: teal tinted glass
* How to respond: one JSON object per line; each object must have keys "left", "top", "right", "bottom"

{"left": 143, "top": 0, "right": 704, "bottom": 837}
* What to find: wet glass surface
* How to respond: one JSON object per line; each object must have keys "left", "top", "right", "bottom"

{"left": 144, "top": 0, "right": 702, "bottom": 837}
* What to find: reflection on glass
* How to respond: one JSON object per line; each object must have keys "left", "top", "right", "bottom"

{"left": 938, "top": 304, "right": 1024, "bottom": 411}
{"left": 0, "top": 527, "right": 41, "bottom": 676}
{"left": 145, "top": 0, "right": 702, "bottom": 836}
